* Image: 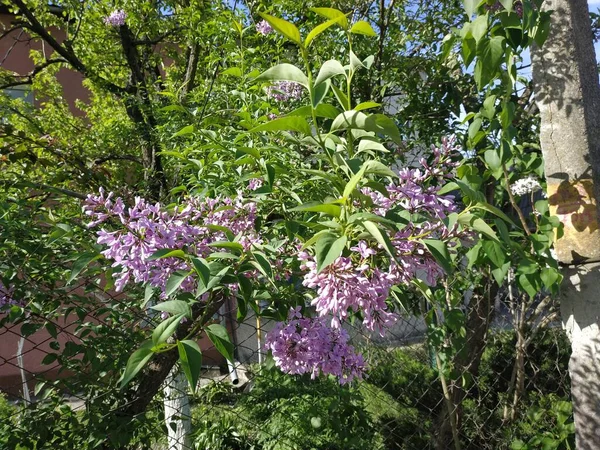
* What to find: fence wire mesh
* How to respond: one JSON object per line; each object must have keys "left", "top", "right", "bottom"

{"left": 0, "top": 277, "right": 572, "bottom": 450}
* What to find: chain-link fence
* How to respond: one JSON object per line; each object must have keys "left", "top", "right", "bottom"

{"left": 0, "top": 279, "right": 572, "bottom": 450}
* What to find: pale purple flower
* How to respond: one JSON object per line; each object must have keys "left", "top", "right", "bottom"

{"left": 104, "top": 9, "right": 127, "bottom": 27}
{"left": 350, "top": 241, "right": 377, "bottom": 259}
{"left": 256, "top": 20, "right": 273, "bottom": 35}
{"left": 267, "top": 81, "right": 303, "bottom": 102}
{"left": 248, "top": 178, "right": 263, "bottom": 191}
{"left": 83, "top": 190, "right": 261, "bottom": 297}
{"left": 265, "top": 307, "right": 365, "bottom": 384}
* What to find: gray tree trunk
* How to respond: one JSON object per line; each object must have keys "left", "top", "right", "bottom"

{"left": 532, "top": 0, "right": 600, "bottom": 447}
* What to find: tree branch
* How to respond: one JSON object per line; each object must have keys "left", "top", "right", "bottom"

{"left": 0, "top": 58, "right": 66, "bottom": 89}
{"left": 12, "top": 0, "right": 126, "bottom": 96}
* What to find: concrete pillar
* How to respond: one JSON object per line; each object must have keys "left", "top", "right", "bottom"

{"left": 532, "top": 0, "right": 600, "bottom": 447}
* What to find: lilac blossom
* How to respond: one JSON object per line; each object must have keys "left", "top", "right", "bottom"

{"left": 267, "top": 81, "right": 303, "bottom": 102}
{"left": 510, "top": 175, "right": 542, "bottom": 196}
{"left": 291, "top": 139, "right": 467, "bottom": 339}
{"left": 248, "top": 178, "right": 263, "bottom": 191}
{"left": 0, "top": 281, "right": 20, "bottom": 308}
{"left": 83, "top": 189, "right": 260, "bottom": 297}
{"left": 264, "top": 307, "right": 365, "bottom": 384}
{"left": 104, "top": 9, "right": 127, "bottom": 27}
{"left": 256, "top": 20, "right": 273, "bottom": 35}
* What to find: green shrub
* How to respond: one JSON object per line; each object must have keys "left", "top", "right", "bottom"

{"left": 192, "top": 368, "right": 380, "bottom": 450}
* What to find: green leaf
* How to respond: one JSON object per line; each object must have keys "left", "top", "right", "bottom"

{"left": 491, "top": 261, "right": 511, "bottom": 285}
{"left": 221, "top": 67, "right": 242, "bottom": 77}
{"left": 250, "top": 116, "right": 311, "bottom": 134}
{"left": 172, "top": 125, "right": 194, "bottom": 137}
{"left": 290, "top": 202, "right": 342, "bottom": 217}
{"left": 251, "top": 251, "right": 273, "bottom": 279}
{"left": 540, "top": 267, "right": 560, "bottom": 290}
{"left": 458, "top": 214, "right": 499, "bottom": 241}
{"left": 518, "top": 273, "right": 538, "bottom": 298}
{"left": 314, "top": 60, "right": 346, "bottom": 86}
{"left": 500, "top": 0, "right": 513, "bottom": 11}
{"left": 259, "top": 13, "right": 302, "bottom": 45}
{"left": 363, "top": 220, "right": 396, "bottom": 259}
{"left": 312, "top": 80, "right": 330, "bottom": 108}
{"left": 205, "top": 324, "right": 235, "bottom": 362}
{"left": 207, "top": 241, "right": 244, "bottom": 252}
{"left": 357, "top": 138, "right": 388, "bottom": 154}
{"left": 316, "top": 234, "right": 347, "bottom": 272}
{"left": 178, "top": 339, "right": 202, "bottom": 393}
{"left": 343, "top": 164, "right": 368, "bottom": 198}
{"left": 349, "top": 50, "right": 365, "bottom": 72}
{"left": 190, "top": 257, "right": 211, "bottom": 287}
{"left": 151, "top": 300, "right": 192, "bottom": 319}
{"left": 423, "top": 239, "right": 453, "bottom": 274}
{"left": 152, "top": 314, "right": 184, "bottom": 346}
{"left": 484, "top": 149, "right": 501, "bottom": 171}
{"left": 331, "top": 83, "right": 350, "bottom": 110}
{"left": 165, "top": 270, "right": 191, "bottom": 297}
{"left": 287, "top": 104, "right": 341, "bottom": 119}
{"left": 311, "top": 7, "right": 348, "bottom": 29}
{"left": 354, "top": 101, "right": 381, "bottom": 112}
{"left": 305, "top": 15, "right": 347, "bottom": 47}
{"left": 474, "top": 36, "right": 505, "bottom": 89}
{"left": 68, "top": 252, "right": 100, "bottom": 284}
{"left": 255, "top": 63, "right": 309, "bottom": 87}
{"left": 120, "top": 341, "right": 154, "bottom": 389}
{"left": 463, "top": 0, "right": 480, "bottom": 17}
{"left": 349, "top": 20, "right": 377, "bottom": 36}
{"left": 482, "top": 240, "right": 505, "bottom": 267}
{"left": 147, "top": 249, "right": 186, "bottom": 261}
{"left": 471, "top": 14, "right": 488, "bottom": 43}
{"left": 472, "top": 202, "right": 516, "bottom": 226}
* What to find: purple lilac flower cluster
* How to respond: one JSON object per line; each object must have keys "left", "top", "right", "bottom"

{"left": 267, "top": 81, "right": 303, "bottom": 102}
{"left": 293, "top": 139, "right": 466, "bottom": 337}
{"left": 256, "top": 19, "right": 273, "bottom": 35}
{"left": 104, "top": 9, "right": 127, "bottom": 27}
{"left": 83, "top": 189, "right": 259, "bottom": 296}
{"left": 264, "top": 307, "right": 365, "bottom": 384}
{"left": 299, "top": 252, "right": 399, "bottom": 335}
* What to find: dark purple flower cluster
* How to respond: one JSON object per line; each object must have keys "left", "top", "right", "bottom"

{"left": 83, "top": 189, "right": 260, "bottom": 296}
{"left": 264, "top": 307, "right": 365, "bottom": 384}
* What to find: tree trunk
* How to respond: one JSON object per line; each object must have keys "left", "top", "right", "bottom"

{"left": 532, "top": 0, "right": 600, "bottom": 447}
